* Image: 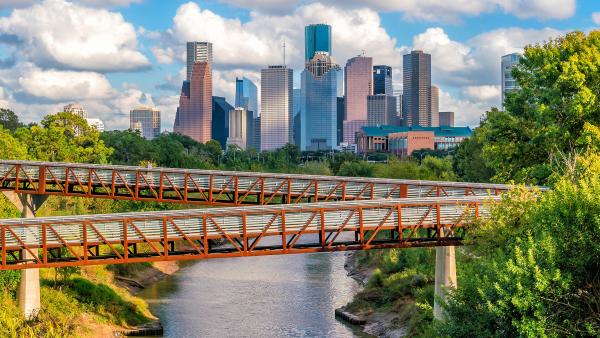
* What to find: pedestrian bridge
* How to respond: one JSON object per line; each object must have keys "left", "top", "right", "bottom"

{"left": 0, "top": 159, "right": 529, "bottom": 319}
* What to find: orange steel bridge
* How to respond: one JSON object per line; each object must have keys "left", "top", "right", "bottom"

{"left": 0, "top": 160, "right": 512, "bottom": 206}
{"left": 0, "top": 196, "right": 495, "bottom": 270}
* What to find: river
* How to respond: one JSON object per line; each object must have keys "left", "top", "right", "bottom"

{"left": 138, "top": 249, "right": 366, "bottom": 338}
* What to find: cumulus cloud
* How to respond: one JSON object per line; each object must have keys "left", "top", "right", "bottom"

{"left": 0, "top": 0, "right": 143, "bottom": 9}
{"left": 217, "top": 0, "right": 576, "bottom": 21}
{"left": 0, "top": 0, "right": 150, "bottom": 72}
{"left": 461, "top": 85, "right": 501, "bottom": 103}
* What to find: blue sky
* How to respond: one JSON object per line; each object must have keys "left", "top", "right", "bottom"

{"left": 0, "top": 0, "right": 598, "bottom": 131}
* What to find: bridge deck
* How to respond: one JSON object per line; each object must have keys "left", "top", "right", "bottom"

{"left": 0, "top": 160, "right": 513, "bottom": 206}
{"left": 0, "top": 196, "right": 496, "bottom": 270}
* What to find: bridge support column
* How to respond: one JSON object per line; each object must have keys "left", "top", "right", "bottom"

{"left": 2, "top": 192, "right": 48, "bottom": 319}
{"left": 433, "top": 229, "right": 457, "bottom": 321}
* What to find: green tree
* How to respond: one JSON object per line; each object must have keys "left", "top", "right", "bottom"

{"left": 0, "top": 108, "right": 23, "bottom": 132}
{"left": 0, "top": 126, "right": 27, "bottom": 160}
{"left": 101, "top": 130, "right": 150, "bottom": 165}
{"left": 337, "top": 161, "right": 374, "bottom": 177}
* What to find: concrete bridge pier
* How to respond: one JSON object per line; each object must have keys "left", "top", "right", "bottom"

{"left": 2, "top": 192, "right": 48, "bottom": 319}
{"left": 433, "top": 228, "right": 457, "bottom": 321}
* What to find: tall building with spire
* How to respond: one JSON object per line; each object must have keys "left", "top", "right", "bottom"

{"left": 260, "top": 65, "right": 293, "bottom": 151}
{"left": 343, "top": 56, "right": 373, "bottom": 144}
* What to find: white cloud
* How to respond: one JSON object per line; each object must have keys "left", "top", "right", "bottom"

{"left": 438, "top": 88, "right": 491, "bottom": 126}
{"left": 0, "top": 0, "right": 143, "bottom": 9}
{"left": 217, "top": 0, "right": 576, "bottom": 21}
{"left": 16, "top": 65, "right": 114, "bottom": 101}
{"left": 0, "top": 0, "right": 150, "bottom": 72}
{"left": 593, "top": 12, "right": 600, "bottom": 25}
{"left": 461, "top": 85, "right": 501, "bottom": 102}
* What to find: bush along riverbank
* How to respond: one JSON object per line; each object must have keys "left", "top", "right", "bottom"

{"left": 340, "top": 248, "right": 438, "bottom": 337}
{"left": 0, "top": 259, "right": 179, "bottom": 337}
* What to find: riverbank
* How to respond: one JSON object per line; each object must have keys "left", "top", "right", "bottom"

{"left": 339, "top": 250, "right": 435, "bottom": 338}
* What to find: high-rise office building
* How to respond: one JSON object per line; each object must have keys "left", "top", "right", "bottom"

{"left": 430, "top": 85, "right": 439, "bottom": 127}
{"left": 337, "top": 97, "right": 344, "bottom": 146}
{"left": 253, "top": 117, "right": 261, "bottom": 150}
{"left": 305, "top": 24, "right": 332, "bottom": 61}
{"left": 186, "top": 42, "right": 213, "bottom": 80}
{"left": 373, "top": 65, "right": 393, "bottom": 95}
{"left": 85, "top": 118, "right": 104, "bottom": 132}
{"left": 293, "top": 88, "right": 301, "bottom": 146}
{"left": 367, "top": 94, "right": 398, "bottom": 126}
{"left": 501, "top": 53, "right": 520, "bottom": 106}
{"left": 63, "top": 103, "right": 87, "bottom": 118}
{"left": 344, "top": 56, "right": 373, "bottom": 144}
{"left": 439, "top": 111, "right": 455, "bottom": 127}
{"left": 235, "top": 77, "right": 258, "bottom": 118}
{"left": 403, "top": 50, "right": 432, "bottom": 127}
{"left": 301, "top": 52, "right": 340, "bottom": 151}
{"left": 227, "top": 107, "right": 253, "bottom": 150}
{"left": 260, "top": 65, "right": 293, "bottom": 151}
{"left": 174, "top": 61, "right": 212, "bottom": 143}
{"left": 130, "top": 105, "right": 161, "bottom": 140}
{"left": 212, "top": 96, "right": 233, "bottom": 148}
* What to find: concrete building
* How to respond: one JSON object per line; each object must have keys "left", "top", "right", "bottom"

{"left": 367, "top": 94, "right": 398, "bottom": 126}
{"left": 212, "top": 96, "right": 233, "bottom": 149}
{"left": 344, "top": 55, "right": 373, "bottom": 144}
{"left": 501, "top": 53, "right": 520, "bottom": 106}
{"left": 373, "top": 65, "right": 392, "bottom": 95}
{"left": 174, "top": 61, "right": 212, "bottom": 143}
{"left": 431, "top": 85, "right": 439, "bottom": 127}
{"left": 293, "top": 88, "right": 301, "bottom": 146}
{"left": 439, "top": 111, "right": 455, "bottom": 127}
{"left": 63, "top": 103, "right": 87, "bottom": 118}
{"left": 337, "top": 97, "right": 344, "bottom": 146}
{"left": 227, "top": 107, "right": 253, "bottom": 150}
{"left": 305, "top": 24, "right": 331, "bottom": 61}
{"left": 260, "top": 65, "right": 293, "bottom": 151}
{"left": 187, "top": 42, "right": 213, "bottom": 80}
{"left": 130, "top": 105, "right": 160, "bottom": 140}
{"left": 403, "top": 50, "right": 432, "bottom": 127}
{"left": 235, "top": 77, "right": 258, "bottom": 118}
{"left": 356, "top": 125, "right": 472, "bottom": 157}
{"left": 300, "top": 52, "right": 340, "bottom": 151}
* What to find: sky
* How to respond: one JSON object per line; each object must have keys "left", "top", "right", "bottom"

{"left": 0, "top": 0, "right": 598, "bottom": 131}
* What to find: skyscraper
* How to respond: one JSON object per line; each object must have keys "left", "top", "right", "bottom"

{"left": 227, "top": 107, "right": 252, "bottom": 150}
{"left": 130, "top": 105, "right": 161, "bottom": 140}
{"left": 235, "top": 77, "right": 258, "bottom": 117}
{"left": 367, "top": 94, "right": 398, "bottom": 126}
{"left": 212, "top": 96, "right": 233, "bottom": 148}
{"left": 293, "top": 88, "right": 301, "bottom": 146}
{"left": 301, "top": 52, "right": 340, "bottom": 151}
{"left": 430, "top": 85, "right": 439, "bottom": 127}
{"left": 186, "top": 42, "right": 213, "bottom": 80}
{"left": 174, "top": 61, "right": 212, "bottom": 143}
{"left": 501, "top": 53, "right": 520, "bottom": 106}
{"left": 344, "top": 56, "right": 373, "bottom": 144}
{"left": 260, "top": 65, "right": 293, "bottom": 151}
{"left": 403, "top": 50, "right": 432, "bottom": 127}
{"left": 305, "top": 24, "right": 332, "bottom": 61}
{"left": 373, "top": 65, "right": 393, "bottom": 95}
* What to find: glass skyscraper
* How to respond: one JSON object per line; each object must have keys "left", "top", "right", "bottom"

{"left": 301, "top": 52, "right": 340, "bottom": 151}
{"left": 235, "top": 77, "right": 258, "bottom": 118}
{"left": 130, "top": 105, "right": 161, "bottom": 140}
{"left": 344, "top": 56, "right": 373, "bottom": 144}
{"left": 373, "top": 65, "right": 393, "bottom": 95}
{"left": 403, "top": 50, "right": 432, "bottom": 127}
{"left": 186, "top": 42, "right": 212, "bottom": 80}
{"left": 305, "top": 24, "right": 332, "bottom": 61}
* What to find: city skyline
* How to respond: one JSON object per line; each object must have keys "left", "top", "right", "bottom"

{"left": 0, "top": 1, "right": 598, "bottom": 131}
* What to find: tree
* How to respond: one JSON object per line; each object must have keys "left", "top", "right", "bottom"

{"left": 454, "top": 30, "right": 600, "bottom": 185}
{"left": 0, "top": 126, "right": 27, "bottom": 160}
{"left": 101, "top": 130, "right": 151, "bottom": 165}
{"left": 0, "top": 108, "right": 23, "bottom": 132}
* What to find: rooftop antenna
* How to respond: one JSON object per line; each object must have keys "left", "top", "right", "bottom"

{"left": 283, "top": 40, "right": 286, "bottom": 66}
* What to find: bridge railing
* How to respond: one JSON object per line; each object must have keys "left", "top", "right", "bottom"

{"left": 0, "top": 160, "right": 515, "bottom": 206}
{"left": 0, "top": 196, "right": 498, "bottom": 270}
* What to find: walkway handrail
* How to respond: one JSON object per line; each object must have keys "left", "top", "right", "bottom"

{"left": 0, "top": 160, "right": 535, "bottom": 206}
{"left": 0, "top": 196, "right": 498, "bottom": 270}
